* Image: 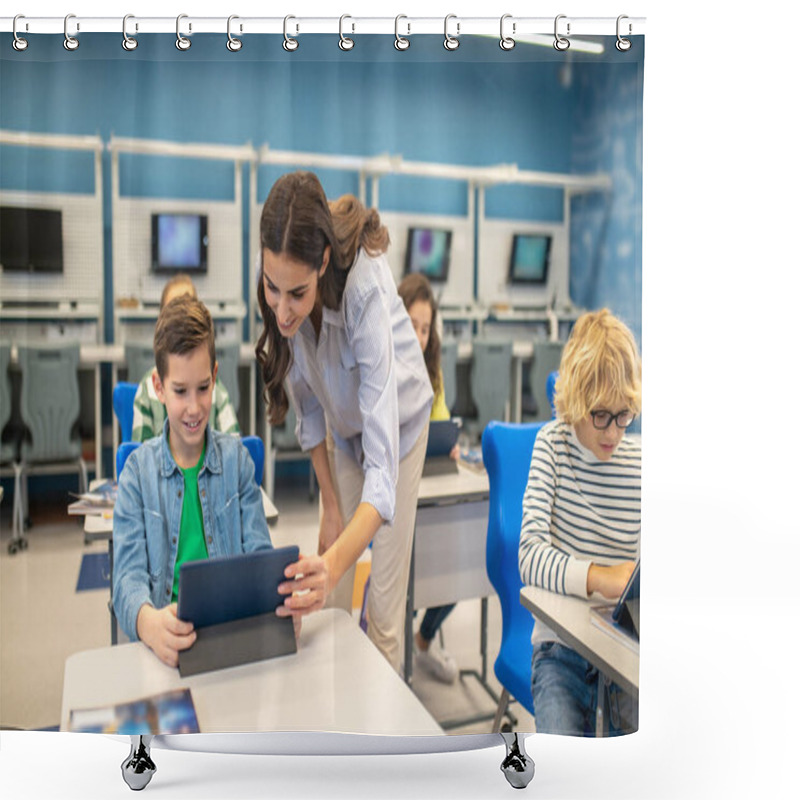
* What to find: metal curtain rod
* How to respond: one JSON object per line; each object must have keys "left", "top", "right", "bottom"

{"left": 0, "top": 15, "right": 645, "bottom": 36}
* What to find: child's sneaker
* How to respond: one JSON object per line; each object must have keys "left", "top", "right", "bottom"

{"left": 414, "top": 641, "right": 458, "bottom": 684}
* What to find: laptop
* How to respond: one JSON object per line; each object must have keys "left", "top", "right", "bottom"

{"left": 176, "top": 545, "right": 299, "bottom": 676}
{"left": 422, "top": 419, "right": 460, "bottom": 478}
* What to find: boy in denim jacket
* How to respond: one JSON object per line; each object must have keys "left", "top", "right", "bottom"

{"left": 113, "top": 295, "right": 272, "bottom": 667}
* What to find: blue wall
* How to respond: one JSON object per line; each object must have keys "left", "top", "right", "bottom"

{"left": 1, "top": 33, "right": 643, "bottom": 344}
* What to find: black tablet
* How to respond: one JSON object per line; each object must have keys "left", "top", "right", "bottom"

{"left": 177, "top": 545, "right": 299, "bottom": 629}
{"left": 426, "top": 419, "right": 460, "bottom": 459}
{"left": 612, "top": 560, "right": 640, "bottom": 637}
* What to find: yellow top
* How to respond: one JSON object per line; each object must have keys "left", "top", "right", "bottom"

{"left": 430, "top": 368, "right": 450, "bottom": 421}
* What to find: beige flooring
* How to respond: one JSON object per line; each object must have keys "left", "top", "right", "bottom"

{"left": 0, "top": 478, "right": 534, "bottom": 735}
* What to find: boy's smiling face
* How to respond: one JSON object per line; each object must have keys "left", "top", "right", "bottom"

{"left": 153, "top": 344, "right": 217, "bottom": 468}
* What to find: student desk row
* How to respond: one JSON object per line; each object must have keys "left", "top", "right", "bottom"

{"left": 61, "top": 608, "right": 443, "bottom": 736}
{"left": 520, "top": 585, "right": 639, "bottom": 736}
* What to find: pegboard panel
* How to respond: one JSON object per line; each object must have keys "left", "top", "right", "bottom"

{"left": 478, "top": 219, "right": 568, "bottom": 309}
{"left": 113, "top": 197, "right": 243, "bottom": 305}
{"left": 0, "top": 190, "right": 103, "bottom": 304}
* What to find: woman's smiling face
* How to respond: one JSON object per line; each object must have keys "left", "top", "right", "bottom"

{"left": 261, "top": 247, "right": 329, "bottom": 338}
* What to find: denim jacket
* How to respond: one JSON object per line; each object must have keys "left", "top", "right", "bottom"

{"left": 112, "top": 423, "right": 272, "bottom": 642}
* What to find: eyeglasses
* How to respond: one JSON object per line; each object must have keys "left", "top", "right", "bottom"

{"left": 590, "top": 410, "right": 636, "bottom": 430}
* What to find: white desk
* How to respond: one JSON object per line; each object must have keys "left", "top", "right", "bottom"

{"left": 519, "top": 585, "right": 639, "bottom": 700}
{"left": 61, "top": 609, "right": 443, "bottom": 736}
{"left": 406, "top": 463, "right": 500, "bottom": 728}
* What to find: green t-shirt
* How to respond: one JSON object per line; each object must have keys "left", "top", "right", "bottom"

{"left": 171, "top": 444, "right": 209, "bottom": 603}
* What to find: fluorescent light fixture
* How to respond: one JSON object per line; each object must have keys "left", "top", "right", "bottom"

{"left": 477, "top": 33, "right": 605, "bottom": 54}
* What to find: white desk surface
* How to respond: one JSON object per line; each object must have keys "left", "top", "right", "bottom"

{"left": 520, "top": 585, "right": 639, "bottom": 698}
{"left": 417, "top": 462, "right": 489, "bottom": 506}
{"left": 61, "top": 609, "right": 443, "bottom": 736}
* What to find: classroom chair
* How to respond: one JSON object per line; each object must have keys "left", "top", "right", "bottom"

{"left": 116, "top": 441, "right": 141, "bottom": 481}
{"left": 482, "top": 420, "right": 546, "bottom": 732}
{"left": 1, "top": 341, "right": 25, "bottom": 553}
{"left": 268, "top": 404, "right": 315, "bottom": 501}
{"left": 526, "top": 341, "right": 563, "bottom": 422}
{"left": 215, "top": 343, "right": 241, "bottom": 417}
{"left": 440, "top": 339, "right": 459, "bottom": 414}
{"left": 546, "top": 370, "right": 558, "bottom": 419}
{"left": 14, "top": 343, "right": 88, "bottom": 553}
{"left": 241, "top": 435, "right": 264, "bottom": 487}
{"left": 469, "top": 339, "right": 513, "bottom": 440}
{"left": 124, "top": 342, "right": 154, "bottom": 385}
{"left": 112, "top": 382, "right": 138, "bottom": 443}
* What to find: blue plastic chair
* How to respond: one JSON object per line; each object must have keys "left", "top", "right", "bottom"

{"left": 546, "top": 370, "right": 558, "bottom": 419}
{"left": 483, "top": 420, "right": 546, "bottom": 731}
{"left": 241, "top": 435, "right": 264, "bottom": 486}
{"left": 116, "top": 441, "right": 141, "bottom": 480}
{"left": 113, "top": 382, "right": 138, "bottom": 444}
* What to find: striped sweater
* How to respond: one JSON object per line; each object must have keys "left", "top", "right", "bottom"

{"left": 518, "top": 419, "right": 641, "bottom": 644}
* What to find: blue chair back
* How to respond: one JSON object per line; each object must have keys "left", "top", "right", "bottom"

{"left": 241, "top": 435, "right": 264, "bottom": 486}
{"left": 113, "top": 382, "right": 138, "bottom": 443}
{"left": 116, "top": 441, "right": 141, "bottom": 480}
{"left": 546, "top": 370, "right": 558, "bottom": 419}
{"left": 483, "top": 420, "right": 546, "bottom": 718}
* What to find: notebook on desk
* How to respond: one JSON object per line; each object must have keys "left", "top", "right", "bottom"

{"left": 422, "top": 420, "right": 460, "bottom": 478}
{"left": 177, "top": 545, "right": 299, "bottom": 676}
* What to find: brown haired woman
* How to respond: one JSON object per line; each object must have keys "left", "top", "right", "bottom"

{"left": 258, "top": 171, "right": 432, "bottom": 673}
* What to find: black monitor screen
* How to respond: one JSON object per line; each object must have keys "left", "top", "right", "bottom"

{"left": 0, "top": 206, "right": 64, "bottom": 273}
{"left": 404, "top": 227, "right": 452, "bottom": 283}
{"left": 509, "top": 233, "right": 551, "bottom": 285}
{"left": 151, "top": 213, "right": 208, "bottom": 273}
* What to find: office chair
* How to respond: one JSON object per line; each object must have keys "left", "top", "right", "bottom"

{"left": 440, "top": 339, "right": 459, "bottom": 413}
{"left": 124, "top": 343, "right": 154, "bottom": 385}
{"left": 13, "top": 343, "right": 88, "bottom": 554}
{"left": 527, "top": 341, "right": 563, "bottom": 422}
{"left": 1, "top": 341, "right": 24, "bottom": 553}
{"left": 469, "top": 339, "right": 513, "bottom": 439}
{"left": 241, "top": 435, "right": 264, "bottom": 487}
{"left": 546, "top": 370, "right": 558, "bottom": 419}
{"left": 113, "top": 382, "right": 138, "bottom": 444}
{"left": 215, "top": 343, "right": 241, "bottom": 417}
{"left": 482, "top": 420, "right": 546, "bottom": 732}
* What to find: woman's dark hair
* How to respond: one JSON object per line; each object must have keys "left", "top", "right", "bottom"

{"left": 397, "top": 272, "right": 442, "bottom": 397}
{"left": 255, "top": 171, "right": 389, "bottom": 424}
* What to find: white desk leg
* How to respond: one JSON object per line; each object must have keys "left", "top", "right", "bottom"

{"left": 94, "top": 364, "right": 103, "bottom": 479}
{"left": 512, "top": 357, "right": 523, "bottom": 423}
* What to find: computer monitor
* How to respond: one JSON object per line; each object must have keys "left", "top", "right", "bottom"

{"left": 0, "top": 206, "right": 64, "bottom": 273}
{"left": 404, "top": 227, "right": 452, "bottom": 283}
{"left": 151, "top": 213, "right": 208, "bottom": 274}
{"left": 508, "top": 233, "right": 551, "bottom": 285}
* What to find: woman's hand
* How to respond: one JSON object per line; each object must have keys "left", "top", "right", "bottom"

{"left": 136, "top": 603, "right": 196, "bottom": 668}
{"left": 318, "top": 503, "right": 345, "bottom": 555}
{"left": 586, "top": 561, "right": 636, "bottom": 599}
{"left": 276, "top": 554, "right": 331, "bottom": 619}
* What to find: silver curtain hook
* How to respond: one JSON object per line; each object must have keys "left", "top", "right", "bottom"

{"left": 553, "top": 14, "right": 570, "bottom": 51}
{"left": 283, "top": 15, "right": 298, "bottom": 51}
{"left": 339, "top": 15, "right": 354, "bottom": 51}
{"left": 122, "top": 14, "right": 138, "bottom": 51}
{"left": 443, "top": 14, "right": 460, "bottom": 51}
{"left": 63, "top": 13, "right": 79, "bottom": 51}
{"left": 616, "top": 15, "right": 632, "bottom": 51}
{"left": 499, "top": 14, "right": 515, "bottom": 51}
{"left": 227, "top": 15, "right": 242, "bottom": 51}
{"left": 176, "top": 14, "right": 191, "bottom": 51}
{"left": 394, "top": 15, "right": 410, "bottom": 50}
{"left": 12, "top": 15, "right": 28, "bottom": 51}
